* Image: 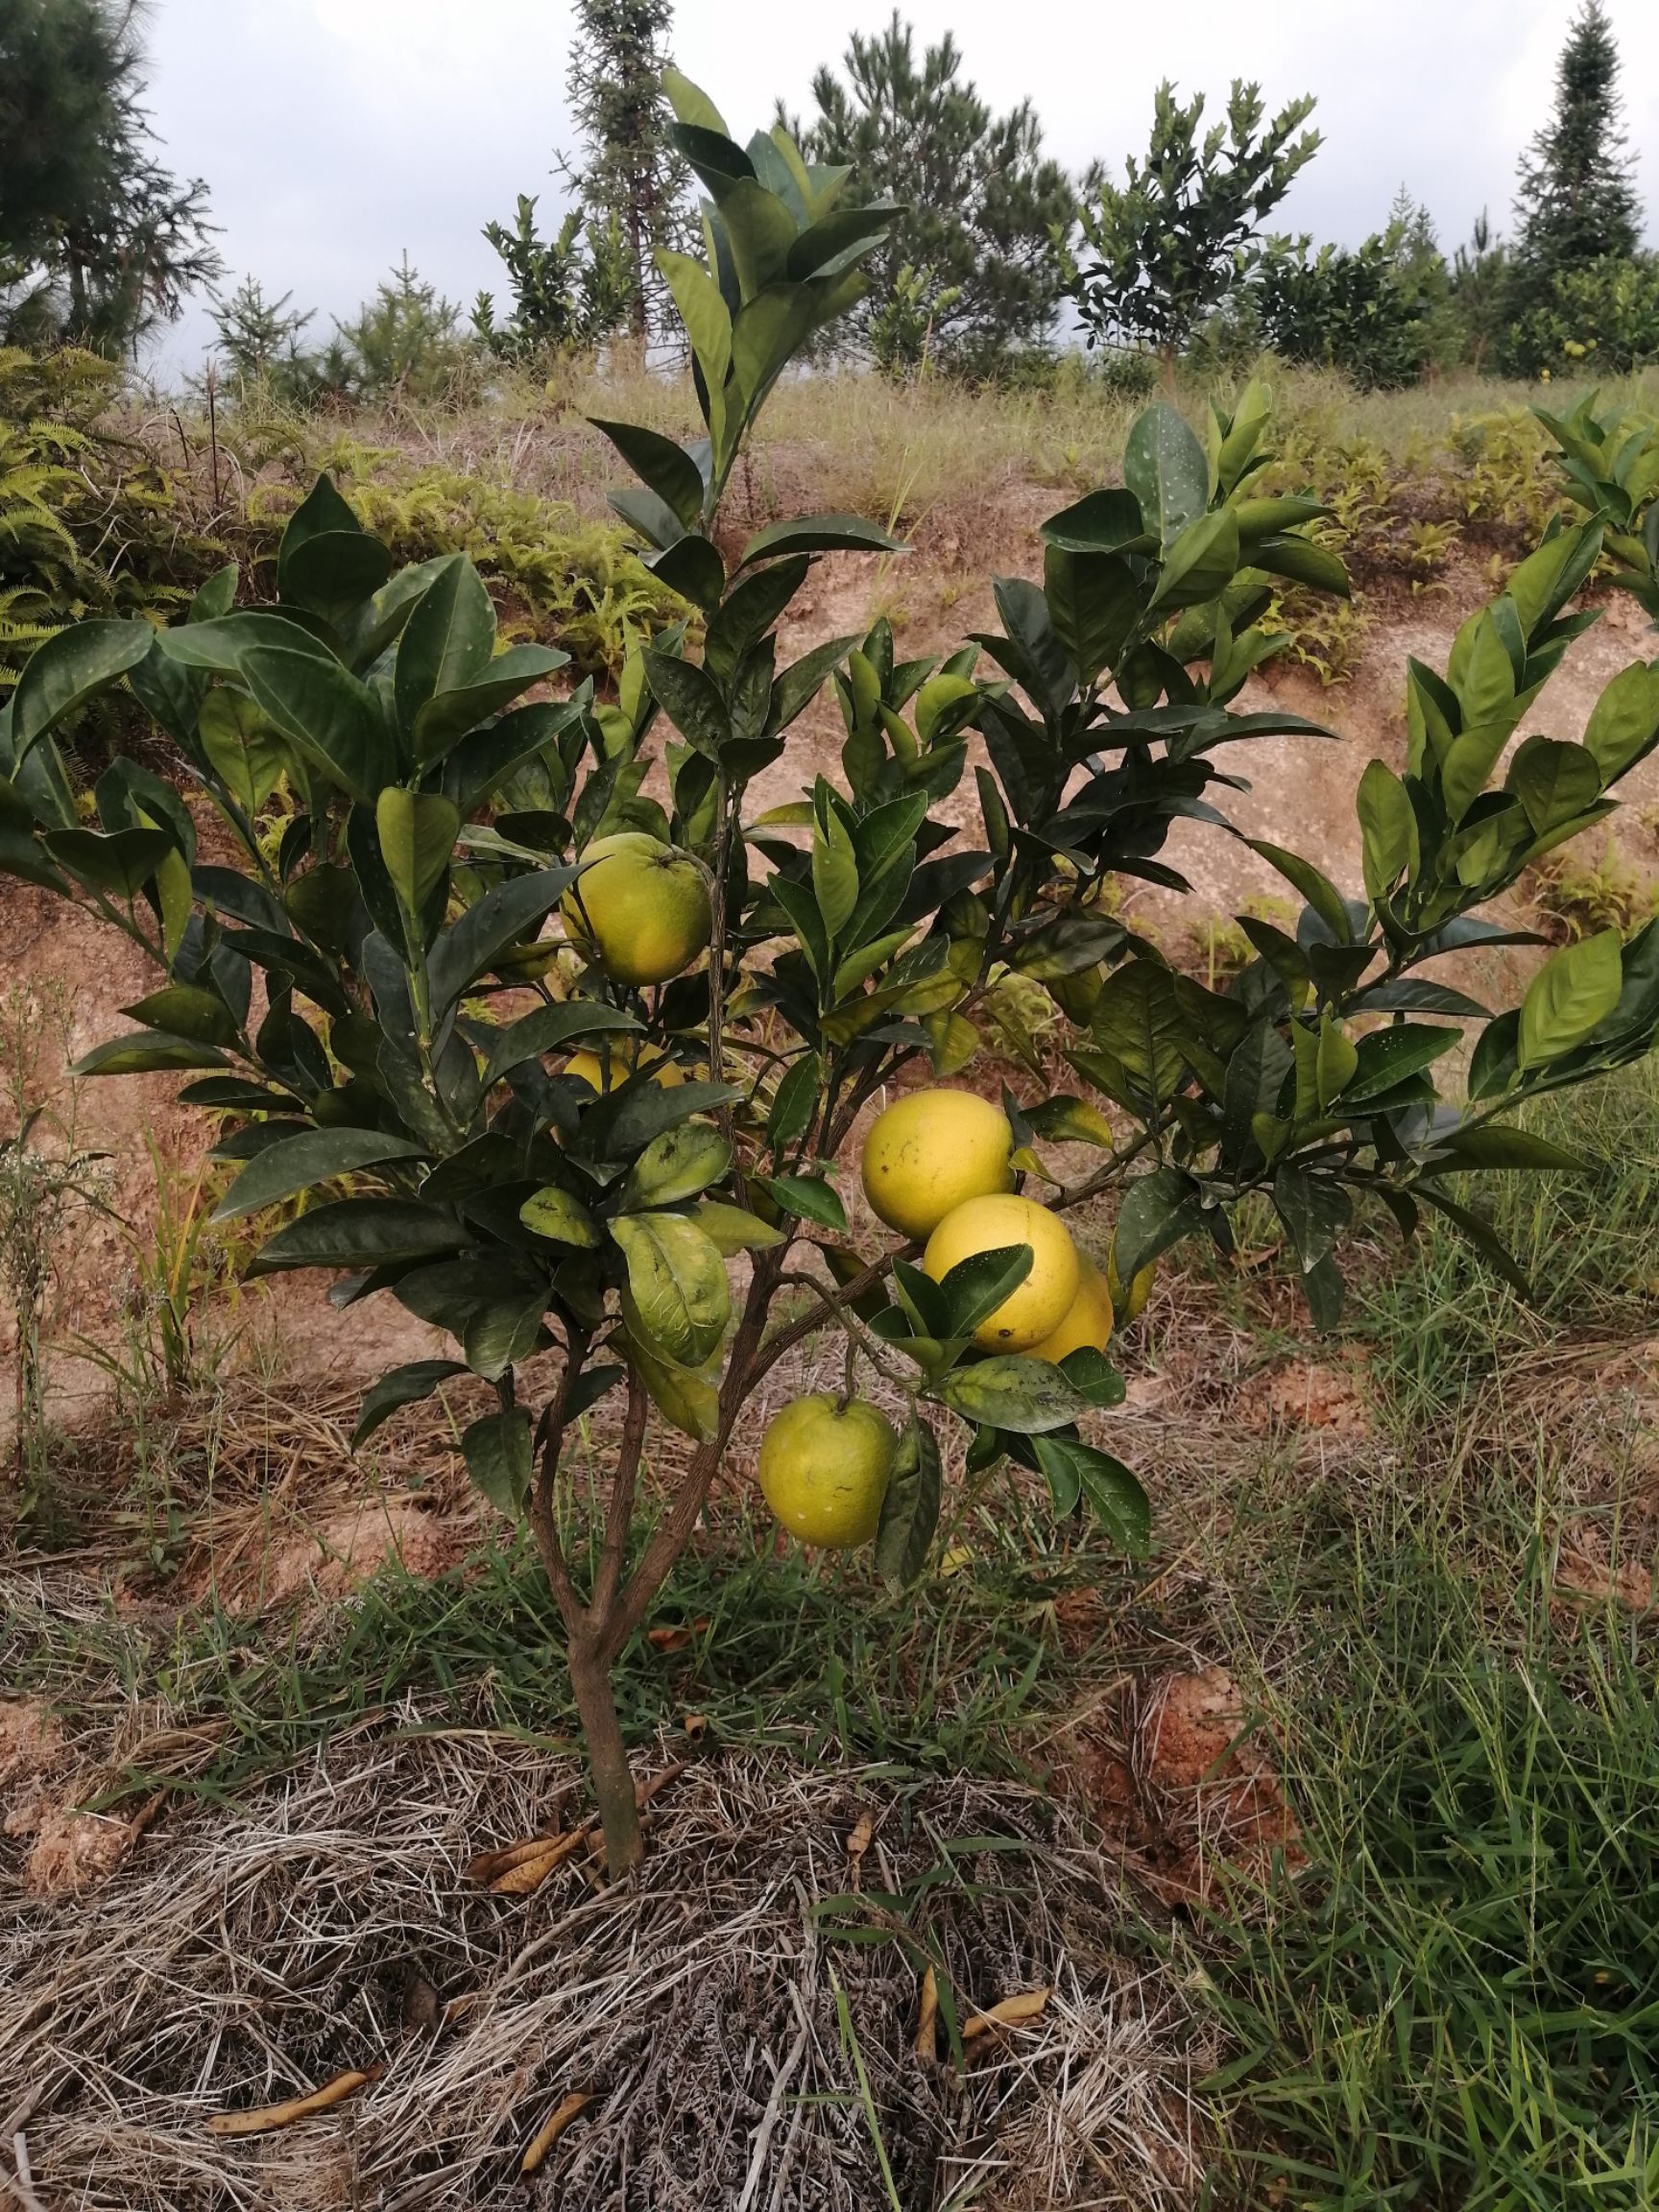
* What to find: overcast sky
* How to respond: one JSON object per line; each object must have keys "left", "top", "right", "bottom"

{"left": 137, "top": 0, "right": 1659, "bottom": 375}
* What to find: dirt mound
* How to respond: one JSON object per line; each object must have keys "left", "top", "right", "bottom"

{"left": 0, "top": 1727, "right": 1211, "bottom": 2210}
{"left": 1075, "top": 1665, "right": 1304, "bottom": 1909}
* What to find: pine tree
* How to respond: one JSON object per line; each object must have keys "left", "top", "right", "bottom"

{"left": 789, "top": 12, "right": 1073, "bottom": 377}
{"left": 1512, "top": 0, "right": 1640, "bottom": 278}
{"left": 561, "top": 0, "right": 690, "bottom": 348}
{"left": 0, "top": 0, "right": 220, "bottom": 354}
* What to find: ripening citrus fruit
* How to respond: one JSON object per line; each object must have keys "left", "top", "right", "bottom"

{"left": 859, "top": 1090, "right": 1014, "bottom": 1239}
{"left": 1028, "top": 1259, "right": 1116, "bottom": 1362}
{"left": 923, "top": 1192, "right": 1079, "bottom": 1352}
{"left": 1107, "top": 1253, "right": 1156, "bottom": 1325}
{"left": 563, "top": 1042, "right": 684, "bottom": 1093}
{"left": 561, "top": 831, "right": 712, "bottom": 986}
{"left": 757, "top": 1393, "right": 897, "bottom": 1548}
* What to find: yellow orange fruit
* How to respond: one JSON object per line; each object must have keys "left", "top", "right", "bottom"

{"left": 757, "top": 1393, "right": 897, "bottom": 1549}
{"left": 859, "top": 1090, "right": 1014, "bottom": 1240}
{"left": 923, "top": 1192, "right": 1079, "bottom": 1353}
{"left": 1028, "top": 1260, "right": 1116, "bottom": 1363}
{"left": 560, "top": 831, "right": 712, "bottom": 987}
{"left": 563, "top": 1042, "right": 684, "bottom": 1094}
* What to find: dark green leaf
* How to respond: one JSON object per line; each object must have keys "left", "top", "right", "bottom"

{"left": 875, "top": 1416, "right": 942, "bottom": 1592}
{"left": 938, "top": 1242, "right": 1032, "bottom": 1339}
{"left": 215, "top": 1128, "right": 426, "bottom": 1221}
{"left": 248, "top": 1198, "right": 464, "bottom": 1273}
{"left": 351, "top": 1360, "right": 466, "bottom": 1450}
{"left": 755, "top": 1172, "right": 846, "bottom": 1230}
{"left": 461, "top": 1407, "right": 533, "bottom": 1514}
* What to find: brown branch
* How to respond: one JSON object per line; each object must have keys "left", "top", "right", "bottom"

{"left": 750, "top": 1247, "right": 903, "bottom": 1386}
{"left": 774, "top": 1268, "right": 913, "bottom": 1388}
{"left": 589, "top": 1364, "right": 648, "bottom": 1624}
{"left": 602, "top": 1248, "right": 783, "bottom": 1661}
{"left": 523, "top": 1329, "right": 591, "bottom": 1627}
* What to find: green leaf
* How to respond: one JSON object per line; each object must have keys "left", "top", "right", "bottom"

{"left": 1414, "top": 1186, "right": 1535, "bottom": 1301}
{"left": 198, "top": 688, "right": 288, "bottom": 815}
{"left": 812, "top": 804, "right": 859, "bottom": 942}
{"left": 1245, "top": 533, "right": 1351, "bottom": 598}
{"left": 1149, "top": 508, "right": 1240, "bottom": 611}
{"left": 625, "top": 1330, "right": 719, "bottom": 1440}
{"left": 1427, "top": 1124, "right": 1586, "bottom": 1172}
{"left": 611, "top": 1211, "right": 731, "bottom": 1366}
{"left": 1034, "top": 1437, "right": 1150, "bottom": 1552}
{"left": 644, "top": 651, "right": 729, "bottom": 758}
{"left": 1519, "top": 931, "right": 1623, "bottom": 1070}
{"left": 376, "top": 786, "right": 458, "bottom": 914}
{"left": 461, "top": 1407, "right": 533, "bottom": 1514}
{"left": 463, "top": 1292, "right": 546, "bottom": 1382}
{"left": 1058, "top": 1347, "right": 1126, "bottom": 1407}
{"left": 755, "top": 1173, "right": 846, "bottom": 1231}
{"left": 875, "top": 1416, "right": 942, "bottom": 1593}
{"left": 517, "top": 1186, "right": 602, "bottom": 1247}
{"left": 1356, "top": 759, "right": 1418, "bottom": 903}
{"left": 1506, "top": 735, "right": 1602, "bottom": 836}
{"left": 1315, "top": 1020, "right": 1358, "bottom": 1108}
{"left": 767, "top": 1051, "right": 821, "bottom": 1150}
{"left": 1113, "top": 1166, "right": 1204, "bottom": 1284}
{"left": 480, "top": 1000, "right": 640, "bottom": 1089}
{"left": 241, "top": 645, "right": 386, "bottom": 804}
{"left": 659, "top": 248, "right": 733, "bottom": 396}
{"left": 71, "top": 1030, "right": 228, "bottom": 1076}
{"left": 1583, "top": 662, "right": 1659, "bottom": 783}
{"left": 1273, "top": 1164, "right": 1353, "bottom": 1274}
{"left": 661, "top": 65, "right": 728, "bottom": 133}
{"left": 10, "top": 619, "right": 153, "bottom": 761}
{"left": 1042, "top": 546, "right": 1138, "bottom": 686}
{"left": 1344, "top": 1024, "right": 1457, "bottom": 1105}
{"left": 938, "top": 1242, "right": 1032, "bottom": 1339}
{"left": 44, "top": 826, "right": 174, "bottom": 899}
{"left": 580, "top": 1077, "right": 742, "bottom": 1164}
{"left": 122, "top": 984, "right": 237, "bottom": 1048}
{"left": 214, "top": 1128, "right": 427, "bottom": 1222}
{"left": 411, "top": 644, "right": 567, "bottom": 764}
{"left": 248, "top": 1197, "right": 465, "bottom": 1273}
{"left": 427, "top": 866, "right": 577, "bottom": 1014}
{"left": 589, "top": 419, "right": 706, "bottom": 533}
{"left": 351, "top": 1359, "right": 466, "bottom": 1450}
{"left": 734, "top": 515, "right": 902, "bottom": 570}
{"left": 280, "top": 528, "right": 393, "bottom": 623}
{"left": 1122, "top": 404, "right": 1210, "bottom": 542}
{"left": 771, "top": 636, "right": 861, "bottom": 733}
{"left": 1038, "top": 488, "right": 1146, "bottom": 553}
{"left": 620, "top": 1120, "right": 733, "bottom": 1211}
{"left": 693, "top": 1200, "right": 787, "bottom": 1253}
{"left": 938, "top": 1357, "right": 1089, "bottom": 1434}
{"left": 394, "top": 555, "right": 496, "bottom": 732}
{"left": 1245, "top": 839, "right": 1351, "bottom": 943}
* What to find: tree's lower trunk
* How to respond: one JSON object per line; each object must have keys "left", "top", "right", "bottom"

{"left": 568, "top": 1637, "right": 642, "bottom": 1878}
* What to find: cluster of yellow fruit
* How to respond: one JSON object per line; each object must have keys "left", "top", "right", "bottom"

{"left": 859, "top": 1090, "right": 1149, "bottom": 1356}
{"left": 758, "top": 1089, "right": 1151, "bottom": 1553}
{"left": 541, "top": 850, "right": 1148, "bottom": 1557}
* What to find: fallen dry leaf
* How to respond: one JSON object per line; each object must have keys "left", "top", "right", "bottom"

{"left": 637, "top": 1762, "right": 687, "bottom": 1810}
{"left": 490, "top": 1830, "right": 589, "bottom": 1896}
{"left": 682, "top": 1712, "right": 709, "bottom": 1742}
{"left": 207, "top": 2066, "right": 382, "bottom": 2136}
{"left": 846, "top": 1809, "right": 875, "bottom": 1864}
{"left": 646, "top": 1617, "right": 710, "bottom": 1652}
{"left": 521, "top": 2088, "right": 595, "bottom": 2175}
{"left": 961, "top": 1988, "right": 1050, "bottom": 2043}
{"left": 914, "top": 1965, "right": 938, "bottom": 2060}
{"left": 466, "top": 1830, "right": 565, "bottom": 1886}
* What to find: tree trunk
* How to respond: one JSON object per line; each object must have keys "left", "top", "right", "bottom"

{"left": 568, "top": 1635, "right": 642, "bottom": 1878}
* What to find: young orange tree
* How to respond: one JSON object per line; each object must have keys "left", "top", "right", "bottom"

{"left": 4, "top": 78, "right": 1659, "bottom": 1875}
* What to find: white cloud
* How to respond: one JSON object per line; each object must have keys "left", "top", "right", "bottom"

{"left": 138, "top": 0, "right": 1659, "bottom": 375}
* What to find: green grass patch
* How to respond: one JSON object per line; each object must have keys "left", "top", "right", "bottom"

{"left": 6, "top": 1485, "right": 1133, "bottom": 1805}
{"left": 1190, "top": 1486, "right": 1659, "bottom": 2210}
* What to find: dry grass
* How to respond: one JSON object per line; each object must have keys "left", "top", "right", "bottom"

{"left": 0, "top": 1727, "right": 1209, "bottom": 2212}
